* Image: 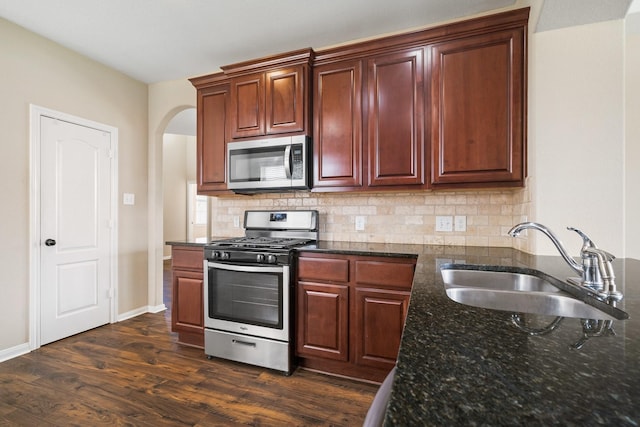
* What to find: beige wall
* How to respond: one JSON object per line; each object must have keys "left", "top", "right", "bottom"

{"left": 3, "top": 0, "right": 639, "bottom": 357}
{"left": 626, "top": 12, "right": 640, "bottom": 259}
{"left": 147, "top": 79, "right": 196, "bottom": 312}
{"left": 0, "top": 17, "right": 148, "bottom": 352}
{"left": 530, "top": 19, "right": 627, "bottom": 257}
{"left": 162, "top": 133, "right": 196, "bottom": 258}
{"left": 148, "top": 0, "right": 640, "bottom": 265}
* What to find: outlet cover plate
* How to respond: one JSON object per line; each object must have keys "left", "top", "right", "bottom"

{"left": 436, "top": 216, "right": 453, "bottom": 232}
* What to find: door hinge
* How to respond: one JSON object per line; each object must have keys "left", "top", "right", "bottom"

{"left": 108, "top": 219, "right": 114, "bottom": 229}
{"left": 108, "top": 288, "right": 115, "bottom": 298}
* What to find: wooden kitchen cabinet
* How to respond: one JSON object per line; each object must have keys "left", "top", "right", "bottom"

{"left": 223, "top": 48, "right": 314, "bottom": 139}
{"left": 189, "top": 8, "right": 529, "bottom": 194}
{"left": 313, "top": 59, "right": 363, "bottom": 190}
{"left": 429, "top": 25, "right": 526, "bottom": 187}
{"left": 312, "top": 8, "right": 528, "bottom": 192}
{"left": 189, "top": 72, "right": 231, "bottom": 195}
{"left": 366, "top": 48, "right": 425, "bottom": 188}
{"left": 312, "top": 48, "right": 425, "bottom": 192}
{"left": 296, "top": 281, "right": 349, "bottom": 361}
{"left": 353, "top": 287, "right": 410, "bottom": 370}
{"left": 295, "top": 252, "right": 416, "bottom": 382}
{"left": 170, "top": 245, "right": 204, "bottom": 348}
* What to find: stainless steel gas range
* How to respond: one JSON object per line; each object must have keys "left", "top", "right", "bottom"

{"left": 203, "top": 210, "right": 318, "bottom": 375}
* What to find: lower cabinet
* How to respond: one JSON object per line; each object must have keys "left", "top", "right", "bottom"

{"left": 295, "top": 252, "right": 416, "bottom": 382}
{"left": 170, "top": 245, "right": 204, "bottom": 348}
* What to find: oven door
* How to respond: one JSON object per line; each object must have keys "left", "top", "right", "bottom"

{"left": 204, "top": 261, "right": 289, "bottom": 342}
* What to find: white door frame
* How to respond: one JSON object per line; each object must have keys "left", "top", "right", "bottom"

{"left": 29, "top": 105, "right": 118, "bottom": 350}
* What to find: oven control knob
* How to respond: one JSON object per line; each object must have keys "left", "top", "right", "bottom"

{"left": 213, "top": 251, "right": 221, "bottom": 260}
{"left": 256, "top": 254, "right": 265, "bottom": 263}
{"left": 266, "top": 254, "right": 277, "bottom": 264}
{"left": 221, "top": 252, "right": 230, "bottom": 260}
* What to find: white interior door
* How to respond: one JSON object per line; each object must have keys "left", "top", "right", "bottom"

{"left": 39, "top": 115, "right": 113, "bottom": 345}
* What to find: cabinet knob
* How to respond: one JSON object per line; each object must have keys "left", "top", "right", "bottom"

{"left": 45, "top": 239, "right": 56, "bottom": 246}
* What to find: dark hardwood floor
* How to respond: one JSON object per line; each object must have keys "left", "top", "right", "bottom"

{"left": 0, "top": 261, "right": 377, "bottom": 426}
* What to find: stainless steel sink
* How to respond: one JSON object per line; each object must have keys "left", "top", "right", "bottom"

{"left": 441, "top": 268, "right": 617, "bottom": 320}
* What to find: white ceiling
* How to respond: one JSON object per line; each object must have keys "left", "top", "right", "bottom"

{"left": 1, "top": 0, "right": 636, "bottom": 134}
{"left": 1, "top": 0, "right": 636, "bottom": 83}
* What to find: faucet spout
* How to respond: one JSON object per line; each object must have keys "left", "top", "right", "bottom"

{"left": 508, "top": 222, "right": 583, "bottom": 275}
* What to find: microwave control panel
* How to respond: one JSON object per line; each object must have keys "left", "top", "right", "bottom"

{"left": 292, "top": 144, "right": 304, "bottom": 179}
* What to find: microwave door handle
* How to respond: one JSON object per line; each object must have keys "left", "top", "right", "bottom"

{"left": 283, "top": 145, "right": 292, "bottom": 179}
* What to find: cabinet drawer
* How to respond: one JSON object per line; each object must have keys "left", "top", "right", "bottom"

{"left": 298, "top": 256, "right": 349, "bottom": 283}
{"left": 172, "top": 246, "right": 204, "bottom": 271}
{"left": 354, "top": 259, "right": 415, "bottom": 289}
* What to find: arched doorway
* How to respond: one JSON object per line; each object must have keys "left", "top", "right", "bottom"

{"left": 162, "top": 108, "right": 206, "bottom": 259}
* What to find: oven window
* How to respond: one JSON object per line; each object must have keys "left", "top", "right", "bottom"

{"left": 208, "top": 267, "right": 282, "bottom": 328}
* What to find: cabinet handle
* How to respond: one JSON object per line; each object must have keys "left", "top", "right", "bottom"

{"left": 45, "top": 239, "right": 56, "bottom": 246}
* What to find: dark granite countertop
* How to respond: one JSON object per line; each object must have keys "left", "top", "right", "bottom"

{"left": 383, "top": 246, "right": 640, "bottom": 426}
{"left": 165, "top": 238, "right": 640, "bottom": 423}
{"left": 165, "top": 237, "right": 233, "bottom": 247}
{"left": 305, "top": 240, "right": 421, "bottom": 259}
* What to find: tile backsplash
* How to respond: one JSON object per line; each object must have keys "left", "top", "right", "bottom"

{"left": 210, "top": 185, "right": 532, "bottom": 252}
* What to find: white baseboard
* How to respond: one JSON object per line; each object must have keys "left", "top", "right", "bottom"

{"left": 117, "top": 304, "right": 167, "bottom": 322}
{"left": 148, "top": 304, "right": 167, "bottom": 314}
{"left": 2, "top": 305, "right": 169, "bottom": 364}
{"left": 0, "top": 342, "right": 31, "bottom": 363}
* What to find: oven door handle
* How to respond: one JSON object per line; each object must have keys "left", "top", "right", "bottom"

{"left": 232, "top": 339, "right": 257, "bottom": 347}
{"left": 207, "top": 261, "right": 284, "bottom": 274}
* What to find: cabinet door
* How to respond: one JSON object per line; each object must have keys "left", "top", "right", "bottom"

{"left": 266, "top": 66, "right": 307, "bottom": 135}
{"left": 430, "top": 28, "right": 525, "bottom": 186}
{"left": 296, "top": 281, "right": 349, "bottom": 361}
{"left": 313, "top": 60, "right": 363, "bottom": 189}
{"left": 172, "top": 270, "right": 204, "bottom": 335}
{"left": 353, "top": 287, "right": 410, "bottom": 370}
{"left": 197, "top": 83, "right": 229, "bottom": 193}
{"left": 367, "top": 49, "right": 425, "bottom": 187}
{"left": 230, "top": 72, "right": 265, "bottom": 138}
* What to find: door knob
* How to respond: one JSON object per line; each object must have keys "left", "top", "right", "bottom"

{"left": 45, "top": 239, "right": 56, "bottom": 246}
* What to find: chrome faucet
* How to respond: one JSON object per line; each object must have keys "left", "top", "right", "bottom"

{"left": 508, "top": 222, "right": 622, "bottom": 304}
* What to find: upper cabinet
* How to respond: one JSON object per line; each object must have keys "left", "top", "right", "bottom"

{"left": 189, "top": 72, "right": 231, "bottom": 195}
{"left": 313, "top": 47, "right": 426, "bottom": 192}
{"left": 312, "top": 7, "right": 529, "bottom": 192}
{"left": 190, "top": 8, "right": 529, "bottom": 195}
{"left": 313, "top": 59, "right": 363, "bottom": 189}
{"left": 429, "top": 26, "right": 526, "bottom": 188}
{"left": 366, "top": 48, "right": 425, "bottom": 188}
{"left": 222, "top": 48, "right": 314, "bottom": 139}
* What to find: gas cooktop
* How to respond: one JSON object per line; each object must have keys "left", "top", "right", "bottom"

{"left": 209, "top": 236, "right": 315, "bottom": 250}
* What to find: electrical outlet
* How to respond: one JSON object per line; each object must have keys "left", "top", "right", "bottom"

{"left": 123, "top": 193, "right": 135, "bottom": 205}
{"left": 233, "top": 216, "right": 240, "bottom": 228}
{"left": 435, "top": 216, "right": 453, "bottom": 232}
{"left": 454, "top": 215, "right": 467, "bottom": 232}
{"left": 355, "top": 216, "right": 366, "bottom": 231}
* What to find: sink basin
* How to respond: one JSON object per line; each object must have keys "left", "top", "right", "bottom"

{"left": 441, "top": 268, "right": 617, "bottom": 320}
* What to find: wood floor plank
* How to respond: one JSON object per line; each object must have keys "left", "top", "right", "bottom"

{"left": 0, "top": 311, "right": 377, "bottom": 426}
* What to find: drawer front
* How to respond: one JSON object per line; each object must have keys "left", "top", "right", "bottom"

{"left": 204, "top": 329, "right": 291, "bottom": 373}
{"left": 354, "top": 259, "right": 415, "bottom": 289}
{"left": 297, "top": 256, "right": 349, "bottom": 283}
{"left": 172, "top": 246, "right": 204, "bottom": 271}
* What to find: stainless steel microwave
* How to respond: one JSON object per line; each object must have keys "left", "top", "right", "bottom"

{"left": 227, "top": 135, "right": 311, "bottom": 193}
